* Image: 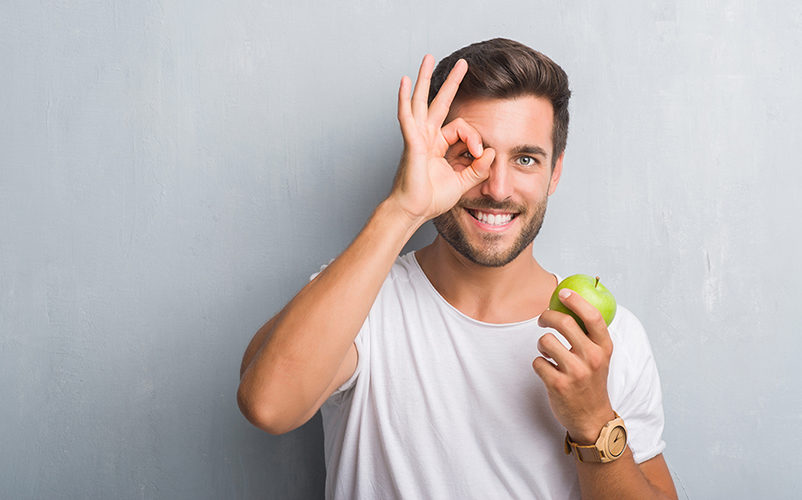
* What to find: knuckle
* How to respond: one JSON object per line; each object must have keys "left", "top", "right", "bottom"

{"left": 587, "top": 310, "right": 605, "bottom": 330}
{"left": 573, "top": 365, "right": 590, "bottom": 381}
{"left": 556, "top": 314, "right": 575, "bottom": 332}
{"left": 586, "top": 348, "right": 609, "bottom": 370}
{"left": 552, "top": 378, "right": 568, "bottom": 395}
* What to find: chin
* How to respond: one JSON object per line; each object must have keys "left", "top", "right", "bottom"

{"left": 464, "top": 250, "right": 524, "bottom": 268}
{"left": 433, "top": 207, "right": 545, "bottom": 268}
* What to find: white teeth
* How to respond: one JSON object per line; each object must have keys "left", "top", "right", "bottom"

{"left": 473, "top": 210, "right": 513, "bottom": 226}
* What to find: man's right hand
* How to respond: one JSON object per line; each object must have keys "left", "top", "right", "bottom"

{"left": 389, "top": 54, "right": 496, "bottom": 223}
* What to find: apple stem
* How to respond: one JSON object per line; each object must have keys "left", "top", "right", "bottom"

{"left": 595, "top": 276, "right": 600, "bottom": 288}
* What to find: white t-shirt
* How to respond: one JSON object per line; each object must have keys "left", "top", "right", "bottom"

{"left": 318, "top": 252, "right": 666, "bottom": 500}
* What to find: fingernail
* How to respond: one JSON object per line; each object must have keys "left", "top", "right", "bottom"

{"left": 559, "top": 288, "right": 571, "bottom": 299}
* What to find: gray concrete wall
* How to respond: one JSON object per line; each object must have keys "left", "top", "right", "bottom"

{"left": 2, "top": 1, "right": 800, "bottom": 498}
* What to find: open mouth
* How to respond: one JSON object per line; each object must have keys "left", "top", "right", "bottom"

{"left": 466, "top": 208, "right": 518, "bottom": 226}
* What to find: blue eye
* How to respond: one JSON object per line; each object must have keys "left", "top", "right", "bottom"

{"left": 517, "top": 156, "right": 537, "bottom": 167}
{"left": 461, "top": 151, "right": 476, "bottom": 161}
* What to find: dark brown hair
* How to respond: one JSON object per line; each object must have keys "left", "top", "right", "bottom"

{"left": 429, "top": 38, "right": 571, "bottom": 166}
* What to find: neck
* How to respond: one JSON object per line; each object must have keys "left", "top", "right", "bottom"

{"left": 415, "top": 236, "right": 557, "bottom": 324}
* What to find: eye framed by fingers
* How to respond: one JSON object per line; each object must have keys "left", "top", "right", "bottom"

{"left": 444, "top": 145, "right": 475, "bottom": 165}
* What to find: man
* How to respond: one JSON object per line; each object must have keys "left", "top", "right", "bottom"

{"left": 238, "top": 38, "right": 677, "bottom": 499}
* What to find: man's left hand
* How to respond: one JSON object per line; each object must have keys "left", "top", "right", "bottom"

{"left": 532, "top": 287, "right": 616, "bottom": 444}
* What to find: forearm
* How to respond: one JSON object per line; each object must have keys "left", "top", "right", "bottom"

{"left": 238, "top": 197, "right": 422, "bottom": 433}
{"left": 576, "top": 448, "right": 677, "bottom": 500}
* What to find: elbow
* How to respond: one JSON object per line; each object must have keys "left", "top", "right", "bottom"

{"left": 236, "top": 383, "right": 298, "bottom": 436}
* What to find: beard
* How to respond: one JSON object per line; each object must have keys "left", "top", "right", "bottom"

{"left": 432, "top": 197, "right": 548, "bottom": 268}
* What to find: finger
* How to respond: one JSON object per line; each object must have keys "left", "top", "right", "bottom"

{"left": 397, "top": 75, "right": 417, "bottom": 141}
{"left": 532, "top": 355, "right": 560, "bottom": 384}
{"left": 428, "top": 58, "right": 468, "bottom": 127}
{"left": 538, "top": 309, "right": 592, "bottom": 358}
{"left": 411, "top": 54, "right": 435, "bottom": 120}
{"left": 553, "top": 288, "right": 612, "bottom": 352}
{"left": 440, "top": 118, "right": 484, "bottom": 158}
{"left": 537, "top": 332, "right": 578, "bottom": 373}
{"left": 456, "top": 147, "right": 493, "bottom": 192}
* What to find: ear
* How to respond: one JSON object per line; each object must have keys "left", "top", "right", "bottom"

{"left": 547, "top": 151, "right": 565, "bottom": 196}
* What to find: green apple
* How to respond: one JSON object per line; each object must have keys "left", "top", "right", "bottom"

{"left": 549, "top": 274, "right": 617, "bottom": 332}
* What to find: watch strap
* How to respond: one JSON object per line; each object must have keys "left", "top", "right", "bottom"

{"left": 563, "top": 412, "right": 626, "bottom": 464}
{"left": 564, "top": 436, "right": 604, "bottom": 463}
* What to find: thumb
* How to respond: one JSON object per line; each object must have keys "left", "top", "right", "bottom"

{"left": 458, "top": 147, "right": 495, "bottom": 192}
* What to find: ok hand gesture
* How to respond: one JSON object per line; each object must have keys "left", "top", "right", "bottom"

{"left": 390, "top": 55, "right": 496, "bottom": 223}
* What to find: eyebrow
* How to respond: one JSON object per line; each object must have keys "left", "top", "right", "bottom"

{"left": 509, "top": 144, "right": 549, "bottom": 159}
{"left": 452, "top": 143, "right": 550, "bottom": 159}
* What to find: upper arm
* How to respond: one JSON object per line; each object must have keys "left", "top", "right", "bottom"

{"left": 239, "top": 314, "right": 358, "bottom": 430}
{"left": 638, "top": 453, "right": 678, "bottom": 500}
{"left": 315, "top": 342, "right": 358, "bottom": 404}
{"left": 240, "top": 314, "right": 358, "bottom": 390}
{"left": 284, "top": 342, "right": 358, "bottom": 429}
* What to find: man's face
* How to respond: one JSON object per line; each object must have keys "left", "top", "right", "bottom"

{"left": 433, "top": 96, "right": 564, "bottom": 267}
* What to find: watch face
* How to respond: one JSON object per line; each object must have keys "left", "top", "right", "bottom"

{"left": 607, "top": 426, "right": 627, "bottom": 457}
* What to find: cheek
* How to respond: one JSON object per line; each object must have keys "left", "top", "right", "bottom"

{"left": 512, "top": 171, "right": 547, "bottom": 196}
{"left": 518, "top": 181, "right": 553, "bottom": 207}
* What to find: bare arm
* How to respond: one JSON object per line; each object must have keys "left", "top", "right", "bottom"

{"left": 237, "top": 55, "right": 494, "bottom": 435}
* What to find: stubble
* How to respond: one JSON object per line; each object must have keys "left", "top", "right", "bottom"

{"left": 432, "top": 197, "right": 548, "bottom": 267}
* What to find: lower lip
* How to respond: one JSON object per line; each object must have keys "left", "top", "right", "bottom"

{"left": 466, "top": 210, "right": 516, "bottom": 232}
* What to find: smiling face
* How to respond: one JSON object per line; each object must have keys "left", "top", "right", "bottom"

{"left": 432, "top": 95, "right": 564, "bottom": 267}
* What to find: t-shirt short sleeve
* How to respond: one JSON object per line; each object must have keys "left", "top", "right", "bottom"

{"left": 309, "top": 260, "right": 366, "bottom": 401}
{"left": 609, "top": 308, "right": 667, "bottom": 464}
{"left": 329, "top": 315, "right": 368, "bottom": 400}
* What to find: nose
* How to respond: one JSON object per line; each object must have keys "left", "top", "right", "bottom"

{"left": 479, "top": 158, "right": 513, "bottom": 202}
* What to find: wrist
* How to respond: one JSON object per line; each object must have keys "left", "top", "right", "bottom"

{"left": 566, "top": 409, "right": 618, "bottom": 445}
{"left": 378, "top": 196, "right": 428, "bottom": 235}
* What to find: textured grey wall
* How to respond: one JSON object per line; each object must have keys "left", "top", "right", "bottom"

{"left": 2, "top": 1, "right": 800, "bottom": 499}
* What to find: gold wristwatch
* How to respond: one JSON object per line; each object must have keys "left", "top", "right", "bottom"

{"left": 564, "top": 412, "right": 627, "bottom": 463}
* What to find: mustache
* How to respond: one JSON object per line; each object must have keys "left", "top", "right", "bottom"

{"left": 456, "top": 198, "right": 527, "bottom": 214}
